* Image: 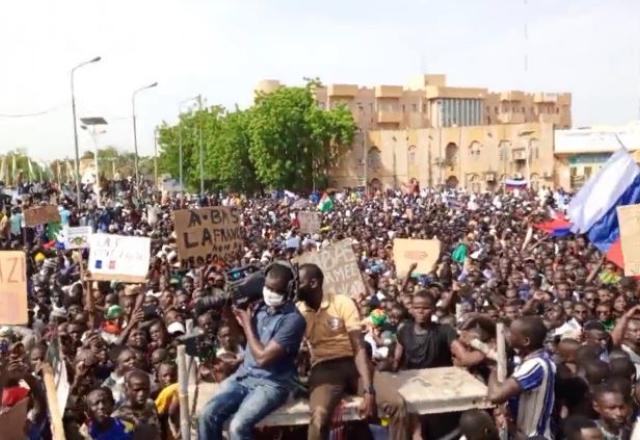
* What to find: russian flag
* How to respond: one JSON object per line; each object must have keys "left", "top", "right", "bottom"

{"left": 505, "top": 178, "right": 528, "bottom": 191}
{"left": 567, "top": 148, "right": 640, "bottom": 267}
{"left": 534, "top": 211, "right": 572, "bottom": 237}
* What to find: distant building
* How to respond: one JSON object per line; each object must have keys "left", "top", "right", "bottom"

{"left": 255, "top": 75, "right": 569, "bottom": 192}
{"left": 555, "top": 122, "right": 640, "bottom": 190}
{"left": 256, "top": 74, "right": 571, "bottom": 131}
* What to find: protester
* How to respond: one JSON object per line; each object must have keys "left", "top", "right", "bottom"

{"left": 3, "top": 176, "right": 640, "bottom": 440}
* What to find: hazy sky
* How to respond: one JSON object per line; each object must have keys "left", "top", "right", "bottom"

{"left": 1, "top": 0, "right": 639, "bottom": 163}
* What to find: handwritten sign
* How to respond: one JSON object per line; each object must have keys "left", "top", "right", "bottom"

{"left": 617, "top": 204, "right": 640, "bottom": 275}
{"left": 63, "top": 226, "right": 92, "bottom": 249}
{"left": 298, "top": 211, "right": 321, "bottom": 235}
{"left": 393, "top": 239, "right": 441, "bottom": 275}
{"left": 24, "top": 205, "right": 60, "bottom": 226}
{"left": 88, "top": 234, "right": 150, "bottom": 282}
{"left": 173, "top": 207, "right": 243, "bottom": 262}
{"left": 293, "top": 239, "right": 365, "bottom": 297}
{"left": 0, "top": 251, "right": 27, "bottom": 325}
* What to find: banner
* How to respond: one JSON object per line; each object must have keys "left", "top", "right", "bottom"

{"left": 88, "top": 234, "right": 150, "bottom": 282}
{"left": 298, "top": 211, "right": 321, "bottom": 235}
{"left": 0, "top": 251, "right": 27, "bottom": 325}
{"left": 393, "top": 239, "right": 441, "bottom": 275}
{"left": 63, "top": 226, "right": 92, "bottom": 249}
{"left": 293, "top": 239, "right": 365, "bottom": 297}
{"left": 173, "top": 207, "right": 243, "bottom": 262}
{"left": 24, "top": 205, "right": 60, "bottom": 226}
{"left": 617, "top": 204, "right": 640, "bottom": 275}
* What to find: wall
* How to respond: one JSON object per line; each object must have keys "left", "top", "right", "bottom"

{"left": 328, "top": 122, "right": 555, "bottom": 192}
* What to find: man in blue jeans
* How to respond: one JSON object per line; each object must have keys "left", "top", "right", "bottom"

{"left": 198, "top": 263, "right": 306, "bottom": 439}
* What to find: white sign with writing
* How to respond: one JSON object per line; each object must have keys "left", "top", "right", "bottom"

{"left": 88, "top": 234, "right": 150, "bottom": 282}
{"left": 63, "top": 226, "right": 92, "bottom": 249}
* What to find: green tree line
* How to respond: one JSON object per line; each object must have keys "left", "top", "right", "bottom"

{"left": 156, "top": 81, "right": 356, "bottom": 193}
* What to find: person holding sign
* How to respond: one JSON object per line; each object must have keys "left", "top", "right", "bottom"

{"left": 296, "top": 263, "right": 410, "bottom": 440}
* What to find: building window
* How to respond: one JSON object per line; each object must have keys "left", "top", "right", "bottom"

{"left": 402, "top": 104, "right": 405, "bottom": 113}
{"left": 494, "top": 106, "right": 498, "bottom": 114}
{"left": 556, "top": 107, "right": 559, "bottom": 114}
{"left": 469, "top": 141, "right": 482, "bottom": 157}
{"left": 444, "top": 143, "right": 458, "bottom": 167}
{"left": 407, "top": 146, "right": 417, "bottom": 164}
{"left": 422, "top": 103, "right": 427, "bottom": 112}
{"left": 412, "top": 103, "right": 417, "bottom": 112}
{"left": 521, "top": 107, "right": 525, "bottom": 113}
{"left": 368, "top": 147, "right": 382, "bottom": 171}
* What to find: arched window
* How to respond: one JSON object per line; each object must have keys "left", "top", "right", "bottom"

{"left": 468, "top": 141, "right": 482, "bottom": 158}
{"left": 445, "top": 143, "right": 458, "bottom": 166}
{"left": 407, "top": 145, "right": 417, "bottom": 164}
{"left": 368, "top": 146, "right": 382, "bottom": 171}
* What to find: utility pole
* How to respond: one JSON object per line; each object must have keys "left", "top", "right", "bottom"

{"left": 197, "top": 95, "right": 204, "bottom": 195}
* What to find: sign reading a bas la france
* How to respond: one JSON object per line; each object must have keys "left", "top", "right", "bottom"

{"left": 88, "top": 234, "right": 150, "bottom": 283}
{"left": 393, "top": 239, "right": 441, "bottom": 275}
{"left": 173, "top": 207, "right": 244, "bottom": 262}
{"left": 0, "top": 251, "right": 27, "bottom": 325}
{"left": 293, "top": 239, "right": 365, "bottom": 297}
{"left": 298, "top": 211, "right": 321, "bottom": 235}
{"left": 24, "top": 205, "right": 60, "bottom": 227}
{"left": 617, "top": 204, "right": 640, "bottom": 276}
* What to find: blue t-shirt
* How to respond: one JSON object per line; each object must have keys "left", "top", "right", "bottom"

{"left": 10, "top": 213, "right": 22, "bottom": 235}
{"left": 88, "top": 417, "right": 134, "bottom": 439}
{"left": 236, "top": 301, "right": 306, "bottom": 387}
{"left": 59, "top": 208, "right": 71, "bottom": 226}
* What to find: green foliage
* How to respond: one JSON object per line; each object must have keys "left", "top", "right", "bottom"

{"left": 156, "top": 80, "right": 356, "bottom": 192}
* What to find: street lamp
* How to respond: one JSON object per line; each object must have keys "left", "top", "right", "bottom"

{"left": 80, "top": 116, "right": 107, "bottom": 206}
{"left": 177, "top": 95, "right": 200, "bottom": 192}
{"left": 132, "top": 81, "right": 158, "bottom": 196}
{"left": 70, "top": 56, "right": 101, "bottom": 207}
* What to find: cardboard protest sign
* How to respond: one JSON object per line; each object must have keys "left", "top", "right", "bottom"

{"left": 298, "top": 211, "right": 321, "bottom": 235}
{"left": 64, "top": 226, "right": 92, "bottom": 249}
{"left": 173, "top": 207, "right": 243, "bottom": 261}
{"left": 0, "top": 251, "right": 27, "bottom": 325}
{"left": 393, "top": 239, "right": 441, "bottom": 275}
{"left": 293, "top": 239, "right": 365, "bottom": 297}
{"left": 24, "top": 205, "right": 60, "bottom": 226}
{"left": 617, "top": 204, "right": 640, "bottom": 275}
{"left": 0, "top": 397, "right": 29, "bottom": 440}
{"left": 88, "top": 234, "right": 150, "bottom": 282}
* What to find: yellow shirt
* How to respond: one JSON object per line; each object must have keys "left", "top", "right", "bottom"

{"left": 297, "top": 294, "right": 362, "bottom": 366}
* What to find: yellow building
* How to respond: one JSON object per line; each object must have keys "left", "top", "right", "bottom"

{"left": 329, "top": 122, "right": 554, "bottom": 193}
{"left": 256, "top": 74, "right": 571, "bottom": 131}
{"left": 554, "top": 122, "right": 640, "bottom": 190}
{"left": 255, "top": 75, "right": 569, "bottom": 192}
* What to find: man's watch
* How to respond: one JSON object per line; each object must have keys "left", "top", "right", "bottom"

{"left": 364, "top": 385, "right": 376, "bottom": 395}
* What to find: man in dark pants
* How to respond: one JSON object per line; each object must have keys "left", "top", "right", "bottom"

{"left": 296, "top": 263, "right": 409, "bottom": 440}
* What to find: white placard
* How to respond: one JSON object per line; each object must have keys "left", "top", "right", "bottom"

{"left": 88, "top": 234, "right": 150, "bottom": 282}
{"left": 63, "top": 226, "right": 92, "bottom": 249}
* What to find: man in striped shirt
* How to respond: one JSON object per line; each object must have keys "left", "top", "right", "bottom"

{"left": 488, "top": 316, "right": 556, "bottom": 439}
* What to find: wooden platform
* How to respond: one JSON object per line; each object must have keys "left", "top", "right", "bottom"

{"left": 191, "top": 367, "right": 492, "bottom": 428}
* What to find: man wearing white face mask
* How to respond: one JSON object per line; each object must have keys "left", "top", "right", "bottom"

{"left": 198, "top": 263, "right": 306, "bottom": 440}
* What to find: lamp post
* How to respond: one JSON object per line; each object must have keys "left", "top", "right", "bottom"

{"left": 80, "top": 116, "right": 107, "bottom": 206}
{"left": 132, "top": 81, "right": 158, "bottom": 197}
{"left": 70, "top": 56, "right": 101, "bottom": 207}
{"left": 177, "top": 96, "right": 200, "bottom": 192}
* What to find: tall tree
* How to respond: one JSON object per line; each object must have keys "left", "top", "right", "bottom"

{"left": 248, "top": 83, "right": 356, "bottom": 190}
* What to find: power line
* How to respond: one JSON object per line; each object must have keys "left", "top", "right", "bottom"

{"left": 0, "top": 102, "right": 68, "bottom": 119}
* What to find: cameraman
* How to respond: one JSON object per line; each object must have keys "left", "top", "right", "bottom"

{"left": 198, "top": 263, "right": 306, "bottom": 440}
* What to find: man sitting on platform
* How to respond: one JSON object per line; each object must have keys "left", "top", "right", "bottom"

{"left": 197, "top": 263, "right": 306, "bottom": 440}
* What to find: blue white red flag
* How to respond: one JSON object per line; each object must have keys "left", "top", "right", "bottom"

{"left": 567, "top": 147, "right": 640, "bottom": 267}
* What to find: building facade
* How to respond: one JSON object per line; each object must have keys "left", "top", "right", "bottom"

{"left": 256, "top": 74, "right": 571, "bottom": 131}
{"left": 255, "top": 74, "right": 570, "bottom": 192}
{"left": 555, "top": 122, "right": 640, "bottom": 190}
{"left": 328, "top": 122, "right": 555, "bottom": 193}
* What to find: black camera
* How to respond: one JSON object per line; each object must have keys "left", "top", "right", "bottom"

{"left": 181, "top": 332, "right": 217, "bottom": 360}
{"left": 228, "top": 271, "right": 266, "bottom": 309}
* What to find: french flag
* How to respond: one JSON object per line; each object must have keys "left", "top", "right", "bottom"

{"left": 567, "top": 148, "right": 640, "bottom": 268}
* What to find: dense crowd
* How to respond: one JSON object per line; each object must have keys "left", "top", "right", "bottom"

{"left": 1, "top": 177, "right": 638, "bottom": 440}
